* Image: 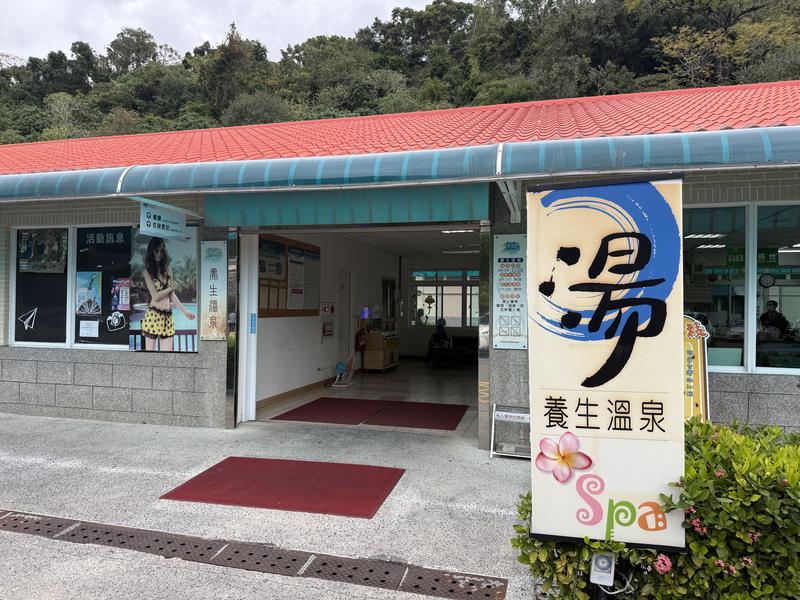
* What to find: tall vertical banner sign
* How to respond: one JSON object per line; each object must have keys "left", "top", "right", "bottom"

{"left": 493, "top": 234, "right": 528, "bottom": 349}
{"left": 200, "top": 241, "right": 228, "bottom": 340}
{"left": 527, "top": 180, "right": 685, "bottom": 549}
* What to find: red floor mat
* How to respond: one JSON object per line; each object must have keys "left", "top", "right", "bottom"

{"left": 161, "top": 457, "right": 405, "bottom": 519}
{"left": 363, "top": 402, "right": 469, "bottom": 430}
{"left": 272, "top": 397, "right": 390, "bottom": 425}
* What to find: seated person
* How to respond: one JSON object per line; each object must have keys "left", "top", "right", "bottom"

{"left": 759, "top": 300, "right": 790, "bottom": 340}
{"left": 426, "top": 318, "right": 450, "bottom": 366}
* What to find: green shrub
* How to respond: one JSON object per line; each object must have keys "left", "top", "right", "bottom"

{"left": 512, "top": 419, "right": 800, "bottom": 599}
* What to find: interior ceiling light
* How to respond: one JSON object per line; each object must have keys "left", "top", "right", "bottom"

{"left": 441, "top": 229, "right": 475, "bottom": 234}
{"left": 442, "top": 250, "right": 480, "bottom": 254}
{"left": 685, "top": 233, "right": 726, "bottom": 239}
{"left": 779, "top": 248, "right": 800, "bottom": 253}
{"left": 696, "top": 244, "right": 726, "bottom": 249}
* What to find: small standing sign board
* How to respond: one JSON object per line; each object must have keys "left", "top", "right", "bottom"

{"left": 683, "top": 316, "right": 711, "bottom": 422}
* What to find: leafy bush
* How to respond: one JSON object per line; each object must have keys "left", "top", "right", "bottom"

{"left": 512, "top": 420, "right": 800, "bottom": 599}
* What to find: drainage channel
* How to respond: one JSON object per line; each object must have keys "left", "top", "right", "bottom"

{"left": 0, "top": 510, "right": 507, "bottom": 599}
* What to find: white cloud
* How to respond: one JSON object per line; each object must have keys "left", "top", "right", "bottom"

{"left": 1, "top": 0, "right": 431, "bottom": 60}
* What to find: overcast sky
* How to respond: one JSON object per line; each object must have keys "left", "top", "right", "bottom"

{"left": 2, "top": 0, "right": 431, "bottom": 61}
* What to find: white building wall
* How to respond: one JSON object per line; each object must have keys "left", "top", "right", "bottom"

{"left": 255, "top": 233, "right": 398, "bottom": 401}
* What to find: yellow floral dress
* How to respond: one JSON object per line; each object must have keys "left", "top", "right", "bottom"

{"left": 141, "top": 276, "right": 175, "bottom": 339}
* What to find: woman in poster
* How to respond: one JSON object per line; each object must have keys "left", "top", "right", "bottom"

{"left": 141, "top": 237, "right": 195, "bottom": 351}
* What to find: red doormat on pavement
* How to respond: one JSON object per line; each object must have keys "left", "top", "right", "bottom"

{"left": 161, "top": 457, "right": 405, "bottom": 519}
{"left": 363, "top": 402, "right": 469, "bottom": 430}
{"left": 272, "top": 397, "right": 390, "bottom": 425}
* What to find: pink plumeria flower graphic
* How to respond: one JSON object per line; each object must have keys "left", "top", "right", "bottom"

{"left": 535, "top": 431, "right": 593, "bottom": 483}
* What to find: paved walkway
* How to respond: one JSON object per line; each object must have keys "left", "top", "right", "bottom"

{"left": 0, "top": 413, "right": 535, "bottom": 599}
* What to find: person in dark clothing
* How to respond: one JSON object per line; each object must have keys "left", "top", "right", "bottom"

{"left": 431, "top": 318, "right": 449, "bottom": 344}
{"left": 427, "top": 318, "right": 450, "bottom": 366}
{"left": 759, "top": 300, "right": 790, "bottom": 336}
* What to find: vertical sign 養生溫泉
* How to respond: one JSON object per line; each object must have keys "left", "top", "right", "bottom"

{"left": 493, "top": 234, "right": 527, "bottom": 349}
{"left": 200, "top": 241, "right": 228, "bottom": 340}
{"left": 527, "top": 180, "right": 685, "bottom": 549}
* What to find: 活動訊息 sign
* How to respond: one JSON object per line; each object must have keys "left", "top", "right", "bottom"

{"left": 527, "top": 180, "right": 685, "bottom": 549}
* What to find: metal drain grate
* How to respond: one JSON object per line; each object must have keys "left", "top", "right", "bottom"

{"left": 210, "top": 542, "right": 312, "bottom": 575}
{"left": 0, "top": 509, "right": 509, "bottom": 599}
{"left": 302, "top": 553, "right": 407, "bottom": 590}
{"left": 398, "top": 565, "right": 507, "bottom": 599}
{"left": 0, "top": 512, "right": 78, "bottom": 539}
{"left": 61, "top": 523, "right": 225, "bottom": 564}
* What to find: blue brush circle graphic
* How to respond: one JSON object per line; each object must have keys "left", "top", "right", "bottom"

{"left": 536, "top": 182, "right": 680, "bottom": 342}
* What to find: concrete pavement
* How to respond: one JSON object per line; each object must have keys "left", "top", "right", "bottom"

{"left": 0, "top": 413, "right": 536, "bottom": 599}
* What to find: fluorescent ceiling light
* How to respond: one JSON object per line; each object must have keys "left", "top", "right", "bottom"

{"left": 779, "top": 248, "right": 800, "bottom": 253}
{"left": 697, "top": 244, "right": 726, "bottom": 249}
{"left": 441, "top": 229, "right": 475, "bottom": 234}
{"left": 685, "top": 233, "right": 726, "bottom": 239}
{"left": 442, "top": 250, "right": 479, "bottom": 254}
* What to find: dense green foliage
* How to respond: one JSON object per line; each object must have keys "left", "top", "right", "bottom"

{"left": 512, "top": 419, "right": 800, "bottom": 599}
{"left": 2, "top": 0, "right": 800, "bottom": 143}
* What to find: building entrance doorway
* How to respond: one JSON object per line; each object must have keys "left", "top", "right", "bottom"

{"left": 238, "top": 223, "right": 483, "bottom": 439}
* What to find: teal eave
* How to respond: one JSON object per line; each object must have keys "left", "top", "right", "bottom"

{"left": 206, "top": 184, "right": 490, "bottom": 226}
{"left": 0, "top": 126, "right": 798, "bottom": 203}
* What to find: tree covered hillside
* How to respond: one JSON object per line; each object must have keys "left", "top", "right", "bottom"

{"left": 1, "top": 0, "right": 799, "bottom": 144}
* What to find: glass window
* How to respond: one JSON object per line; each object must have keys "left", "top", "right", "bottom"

{"left": 683, "top": 207, "right": 746, "bottom": 367}
{"left": 413, "top": 284, "right": 438, "bottom": 326}
{"left": 409, "top": 269, "right": 480, "bottom": 328}
{"left": 14, "top": 228, "right": 69, "bottom": 344}
{"left": 74, "top": 227, "right": 133, "bottom": 345}
{"left": 441, "top": 285, "right": 463, "bottom": 325}
{"left": 11, "top": 224, "right": 197, "bottom": 353}
{"left": 756, "top": 205, "right": 800, "bottom": 368}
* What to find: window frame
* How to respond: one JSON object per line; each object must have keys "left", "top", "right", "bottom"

{"left": 408, "top": 269, "right": 479, "bottom": 329}
{"left": 9, "top": 223, "right": 134, "bottom": 351}
{"left": 687, "top": 200, "right": 800, "bottom": 375}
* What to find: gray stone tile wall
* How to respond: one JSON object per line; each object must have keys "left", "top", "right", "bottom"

{"left": 0, "top": 342, "right": 227, "bottom": 428}
{"left": 709, "top": 372, "right": 800, "bottom": 429}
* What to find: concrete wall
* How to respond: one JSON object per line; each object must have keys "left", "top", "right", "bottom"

{"left": 488, "top": 167, "right": 800, "bottom": 445}
{"left": 487, "top": 186, "right": 529, "bottom": 450}
{"left": 0, "top": 196, "right": 229, "bottom": 428}
{"left": 255, "top": 232, "right": 398, "bottom": 400}
{"left": 709, "top": 372, "right": 800, "bottom": 434}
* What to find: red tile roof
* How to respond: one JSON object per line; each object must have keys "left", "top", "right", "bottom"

{"left": 1, "top": 81, "right": 799, "bottom": 176}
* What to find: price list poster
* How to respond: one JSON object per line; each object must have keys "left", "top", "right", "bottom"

{"left": 493, "top": 234, "right": 528, "bottom": 350}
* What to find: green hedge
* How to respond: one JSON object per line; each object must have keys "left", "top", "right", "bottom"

{"left": 512, "top": 420, "right": 800, "bottom": 599}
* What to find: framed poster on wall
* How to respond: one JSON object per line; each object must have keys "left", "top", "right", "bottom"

{"left": 493, "top": 234, "right": 527, "bottom": 349}
{"left": 74, "top": 226, "right": 132, "bottom": 346}
{"left": 258, "top": 234, "right": 321, "bottom": 317}
{"left": 14, "top": 228, "right": 69, "bottom": 343}
{"left": 128, "top": 226, "right": 199, "bottom": 352}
